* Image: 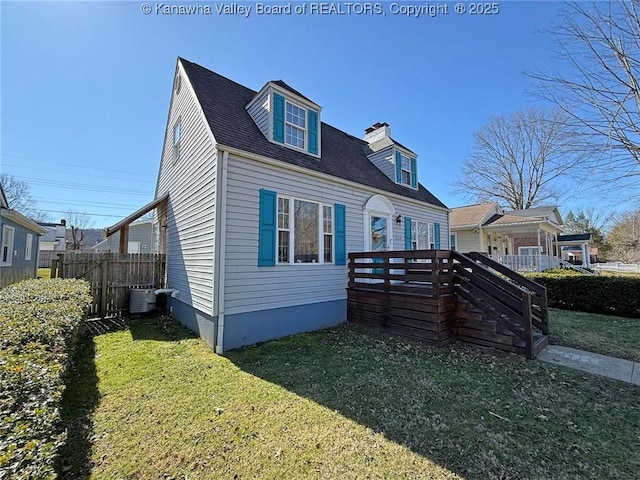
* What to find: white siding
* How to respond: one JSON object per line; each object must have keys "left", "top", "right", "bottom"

{"left": 223, "top": 154, "right": 448, "bottom": 315}
{"left": 156, "top": 71, "right": 217, "bottom": 314}
{"left": 367, "top": 147, "right": 395, "bottom": 182}
{"left": 247, "top": 92, "right": 270, "bottom": 139}
{"left": 456, "top": 229, "right": 482, "bottom": 253}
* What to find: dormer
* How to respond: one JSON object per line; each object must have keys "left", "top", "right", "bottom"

{"left": 364, "top": 122, "right": 418, "bottom": 190}
{"left": 246, "top": 80, "right": 322, "bottom": 158}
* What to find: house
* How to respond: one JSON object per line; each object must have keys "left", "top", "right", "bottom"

{"left": 556, "top": 233, "right": 594, "bottom": 267}
{"left": 129, "top": 58, "right": 449, "bottom": 353}
{"left": 38, "top": 220, "right": 67, "bottom": 251}
{"left": 0, "top": 182, "right": 46, "bottom": 287}
{"left": 450, "top": 203, "right": 564, "bottom": 271}
{"left": 92, "top": 219, "right": 157, "bottom": 253}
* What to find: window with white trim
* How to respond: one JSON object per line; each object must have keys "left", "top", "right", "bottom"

{"left": 277, "top": 196, "right": 333, "bottom": 264}
{"left": 518, "top": 246, "right": 541, "bottom": 256}
{"left": 2, "top": 225, "right": 15, "bottom": 266}
{"left": 412, "top": 220, "right": 434, "bottom": 250}
{"left": 400, "top": 154, "right": 412, "bottom": 186}
{"left": 450, "top": 233, "right": 457, "bottom": 251}
{"left": 285, "top": 101, "right": 306, "bottom": 149}
{"left": 25, "top": 234, "right": 33, "bottom": 261}
{"left": 173, "top": 119, "right": 181, "bottom": 163}
{"left": 323, "top": 205, "right": 333, "bottom": 263}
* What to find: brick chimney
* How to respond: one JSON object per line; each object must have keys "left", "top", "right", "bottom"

{"left": 363, "top": 122, "right": 391, "bottom": 144}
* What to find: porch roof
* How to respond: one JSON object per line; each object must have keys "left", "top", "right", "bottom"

{"left": 482, "top": 214, "right": 563, "bottom": 234}
{"left": 105, "top": 193, "right": 168, "bottom": 237}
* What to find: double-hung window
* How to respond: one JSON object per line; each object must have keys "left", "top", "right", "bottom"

{"left": 285, "top": 101, "right": 306, "bottom": 149}
{"left": 277, "top": 196, "right": 332, "bottom": 264}
{"left": 412, "top": 221, "right": 434, "bottom": 250}
{"left": 1, "top": 225, "right": 15, "bottom": 266}
{"left": 400, "top": 155, "right": 412, "bottom": 186}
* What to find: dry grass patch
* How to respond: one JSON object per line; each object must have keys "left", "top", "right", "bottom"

{"left": 59, "top": 318, "right": 640, "bottom": 479}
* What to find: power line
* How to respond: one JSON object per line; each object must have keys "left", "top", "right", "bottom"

{"left": 10, "top": 175, "right": 152, "bottom": 196}
{"left": 38, "top": 209, "right": 134, "bottom": 219}
{"left": 1, "top": 153, "right": 157, "bottom": 179}
{"left": 3, "top": 162, "right": 155, "bottom": 184}
{"left": 33, "top": 196, "right": 144, "bottom": 209}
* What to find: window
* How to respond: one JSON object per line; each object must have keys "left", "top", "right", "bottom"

{"left": 174, "top": 73, "right": 181, "bottom": 95}
{"left": 277, "top": 197, "right": 290, "bottom": 263}
{"left": 285, "top": 101, "right": 306, "bottom": 149}
{"left": 323, "top": 205, "right": 333, "bottom": 263}
{"left": 277, "top": 196, "right": 333, "bottom": 264}
{"left": 411, "top": 221, "right": 434, "bottom": 250}
{"left": 25, "top": 234, "right": 33, "bottom": 261}
{"left": 400, "top": 155, "right": 412, "bottom": 185}
{"left": 173, "top": 119, "right": 181, "bottom": 163}
{"left": 450, "top": 233, "right": 457, "bottom": 251}
{"left": 1, "top": 225, "right": 15, "bottom": 266}
{"left": 518, "top": 246, "right": 541, "bottom": 256}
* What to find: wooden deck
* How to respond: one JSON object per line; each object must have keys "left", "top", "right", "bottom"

{"left": 347, "top": 250, "right": 549, "bottom": 359}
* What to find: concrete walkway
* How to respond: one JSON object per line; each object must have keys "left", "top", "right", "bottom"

{"left": 538, "top": 345, "right": 640, "bottom": 386}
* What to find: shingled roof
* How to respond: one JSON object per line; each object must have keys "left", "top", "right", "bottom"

{"left": 179, "top": 58, "right": 446, "bottom": 208}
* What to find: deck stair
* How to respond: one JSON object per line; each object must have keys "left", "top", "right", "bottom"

{"left": 347, "top": 250, "right": 549, "bottom": 358}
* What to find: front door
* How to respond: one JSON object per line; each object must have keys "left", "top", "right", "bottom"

{"left": 371, "top": 215, "right": 388, "bottom": 274}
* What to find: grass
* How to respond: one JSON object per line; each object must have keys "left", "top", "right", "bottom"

{"left": 59, "top": 317, "right": 640, "bottom": 479}
{"left": 549, "top": 308, "right": 640, "bottom": 361}
{"left": 37, "top": 267, "right": 51, "bottom": 279}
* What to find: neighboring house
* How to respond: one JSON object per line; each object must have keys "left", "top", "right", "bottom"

{"left": 556, "top": 233, "right": 595, "bottom": 267}
{"left": 38, "top": 220, "right": 67, "bottom": 251}
{"left": 450, "top": 203, "right": 564, "bottom": 271}
{"left": 0, "top": 182, "right": 46, "bottom": 287}
{"left": 92, "top": 219, "right": 157, "bottom": 253}
{"left": 131, "top": 57, "right": 449, "bottom": 353}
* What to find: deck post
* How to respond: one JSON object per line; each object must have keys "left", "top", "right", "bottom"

{"left": 521, "top": 290, "right": 534, "bottom": 359}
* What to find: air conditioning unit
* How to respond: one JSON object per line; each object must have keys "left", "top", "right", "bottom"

{"left": 129, "top": 288, "right": 156, "bottom": 314}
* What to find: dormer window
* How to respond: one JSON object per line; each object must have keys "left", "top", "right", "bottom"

{"left": 395, "top": 151, "right": 417, "bottom": 189}
{"left": 246, "top": 83, "right": 320, "bottom": 157}
{"left": 285, "top": 101, "right": 306, "bottom": 149}
{"left": 400, "top": 155, "right": 412, "bottom": 185}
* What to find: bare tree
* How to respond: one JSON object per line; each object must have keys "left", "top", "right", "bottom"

{"left": 607, "top": 209, "right": 640, "bottom": 263}
{"left": 452, "top": 107, "right": 587, "bottom": 210}
{"left": 0, "top": 173, "right": 51, "bottom": 221}
{"left": 529, "top": 1, "right": 640, "bottom": 189}
{"left": 65, "top": 210, "right": 94, "bottom": 250}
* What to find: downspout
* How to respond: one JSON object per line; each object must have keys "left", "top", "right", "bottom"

{"left": 214, "top": 150, "right": 229, "bottom": 354}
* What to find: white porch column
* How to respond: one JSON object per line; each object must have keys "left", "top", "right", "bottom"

{"left": 583, "top": 242, "right": 590, "bottom": 268}
{"left": 537, "top": 228, "right": 542, "bottom": 271}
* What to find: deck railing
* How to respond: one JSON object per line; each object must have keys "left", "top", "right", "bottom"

{"left": 347, "top": 250, "right": 548, "bottom": 358}
{"left": 488, "top": 254, "right": 560, "bottom": 272}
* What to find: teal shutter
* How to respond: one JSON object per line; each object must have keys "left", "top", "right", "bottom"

{"left": 434, "top": 223, "right": 441, "bottom": 249}
{"left": 258, "top": 189, "right": 277, "bottom": 267}
{"left": 404, "top": 217, "right": 412, "bottom": 250}
{"left": 410, "top": 157, "right": 417, "bottom": 189}
{"left": 273, "top": 93, "right": 285, "bottom": 143}
{"left": 395, "top": 151, "right": 402, "bottom": 183}
{"left": 335, "top": 204, "right": 346, "bottom": 266}
{"left": 308, "top": 109, "right": 318, "bottom": 155}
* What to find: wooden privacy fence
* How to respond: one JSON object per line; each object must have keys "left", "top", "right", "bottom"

{"left": 55, "top": 252, "right": 166, "bottom": 318}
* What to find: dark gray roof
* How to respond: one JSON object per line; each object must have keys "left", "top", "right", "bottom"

{"left": 558, "top": 233, "right": 591, "bottom": 242}
{"left": 271, "top": 80, "right": 315, "bottom": 105}
{"left": 179, "top": 58, "right": 447, "bottom": 209}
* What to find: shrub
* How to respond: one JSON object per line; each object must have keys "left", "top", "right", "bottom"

{"left": 0, "top": 279, "right": 91, "bottom": 479}
{"left": 526, "top": 273, "right": 640, "bottom": 318}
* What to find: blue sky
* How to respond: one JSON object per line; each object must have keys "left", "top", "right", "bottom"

{"left": 2, "top": 1, "right": 609, "bottom": 229}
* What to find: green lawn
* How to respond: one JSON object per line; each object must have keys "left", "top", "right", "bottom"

{"left": 59, "top": 317, "right": 640, "bottom": 479}
{"left": 37, "top": 267, "right": 51, "bottom": 279}
{"left": 549, "top": 308, "right": 640, "bottom": 361}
